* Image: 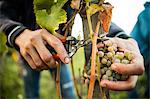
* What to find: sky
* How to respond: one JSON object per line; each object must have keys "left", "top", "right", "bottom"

{"left": 72, "top": 0, "right": 146, "bottom": 39}
{"left": 106, "top": 0, "right": 145, "bottom": 34}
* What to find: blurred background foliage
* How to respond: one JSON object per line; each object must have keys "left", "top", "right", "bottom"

{"left": 0, "top": 32, "right": 147, "bottom": 99}
{"left": 0, "top": 33, "right": 23, "bottom": 99}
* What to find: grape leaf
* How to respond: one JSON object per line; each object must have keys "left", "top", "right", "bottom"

{"left": 85, "top": 0, "right": 91, "bottom": 3}
{"left": 99, "top": 3, "right": 113, "bottom": 33}
{"left": 34, "top": 0, "right": 68, "bottom": 34}
{"left": 87, "top": 4, "right": 104, "bottom": 16}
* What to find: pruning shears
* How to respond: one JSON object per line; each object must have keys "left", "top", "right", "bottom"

{"left": 50, "top": 33, "right": 108, "bottom": 60}
{"left": 47, "top": 36, "right": 91, "bottom": 60}
{"left": 68, "top": 37, "right": 92, "bottom": 58}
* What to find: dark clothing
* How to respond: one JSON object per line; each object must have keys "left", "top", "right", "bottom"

{"left": 0, "top": 0, "right": 35, "bottom": 48}
{"left": 131, "top": 2, "right": 150, "bottom": 71}
{"left": 129, "top": 2, "right": 150, "bottom": 98}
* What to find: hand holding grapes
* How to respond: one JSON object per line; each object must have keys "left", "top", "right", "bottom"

{"left": 97, "top": 37, "right": 144, "bottom": 90}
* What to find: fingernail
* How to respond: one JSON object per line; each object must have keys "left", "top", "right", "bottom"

{"left": 64, "top": 56, "right": 70, "bottom": 64}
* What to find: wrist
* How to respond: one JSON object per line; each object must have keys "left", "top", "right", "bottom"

{"left": 15, "top": 29, "right": 30, "bottom": 47}
{"left": 7, "top": 25, "right": 27, "bottom": 50}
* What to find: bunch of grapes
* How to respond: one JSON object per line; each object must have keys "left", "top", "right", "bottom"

{"left": 82, "top": 40, "right": 133, "bottom": 84}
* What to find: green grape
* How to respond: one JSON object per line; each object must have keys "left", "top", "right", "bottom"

{"left": 105, "top": 41, "right": 113, "bottom": 46}
{"left": 108, "top": 77, "right": 113, "bottom": 81}
{"left": 107, "top": 46, "right": 114, "bottom": 52}
{"left": 97, "top": 42, "right": 133, "bottom": 82}
{"left": 124, "top": 51, "right": 129, "bottom": 57}
{"left": 122, "top": 59, "right": 129, "bottom": 64}
{"left": 104, "top": 55, "right": 109, "bottom": 60}
{"left": 107, "top": 52, "right": 113, "bottom": 58}
{"left": 98, "top": 51, "right": 104, "bottom": 57}
{"left": 113, "top": 58, "right": 121, "bottom": 63}
{"left": 112, "top": 51, "right": 115, "bottom": 55}
{"left": 100, "top": 64, "right": 105, "bottom": 68}
{"left": 127, "top": 53, "right": 133, "bottom": 61}
{"left": 102, "top": 75, "right": 108, "bottom": 80}
{"left": 113, "top": 46, "right": 117, "bottom": 51}
{"left": 114, "top": 54, "right": 118, "bottom": 58}
{"left": 106, "top": 70, "right": 112, "bottom": 76}
{"left": 116, "top": 52, "right": 124, "bottom": 59}
{"left": 103, "top": 67, "right": 108, "bottom": 72}
{"left": 106, "top": 60, "right": 111, "bottom": 67}
{"left": 101, "top": 58, "right": 107, "bottom": 64}
{"left": 124, "top": 51, "right": 133, "bottom": 60}
{"left": 101, "top": 68, "right": 105, "bottom": 75}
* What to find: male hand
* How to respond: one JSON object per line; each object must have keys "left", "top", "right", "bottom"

{"left": 15, "top": 29, "right": 70, "bottom": 70}
{"left": 97, "top": 37, "right": 144, "bottom": 90}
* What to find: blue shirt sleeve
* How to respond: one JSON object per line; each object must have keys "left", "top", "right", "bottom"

{"left": 130, "top": 2, "right": 150, "bottom": 67}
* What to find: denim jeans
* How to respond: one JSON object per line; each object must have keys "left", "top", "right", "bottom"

{"left": 21, "top": 60, "right": 77, "bottom": 99}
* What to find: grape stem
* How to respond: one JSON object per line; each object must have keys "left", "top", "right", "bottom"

{"left": 71, "top": 59, "right": 82, "bottom": 99}
{"left": 96, "top": 54, "right": 104, "bottom": 97}
{"left": 86, "top": 2, "right": 94, "bottom": 39}
{"left": 79, "top": 68, "right": 83, "bottom": 97}
{"left": 87, "top": 12, "right": 101, "bottom": 99}
{"left": 56, "top": 61, "right": 62, "bottom": 99}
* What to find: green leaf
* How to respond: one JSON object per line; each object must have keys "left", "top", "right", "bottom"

{"left": 85, "top": 0, "right": 91, "bottom": 3}
{"left": 87, "top": 4, "right": 104, "bottom": 16}
{"left": 34, "top": 0, "right": 54, "bottom": 10}
{"left": 34, "top": 0, "right": 68, "bottom": 34}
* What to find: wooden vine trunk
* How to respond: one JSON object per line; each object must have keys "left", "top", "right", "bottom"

{"left": 82, "top": 13, "right": 109, "bottom": 99}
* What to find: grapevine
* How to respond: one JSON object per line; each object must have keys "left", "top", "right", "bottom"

{"left": 33, "top": 0, "right": 134, "bottom": 99}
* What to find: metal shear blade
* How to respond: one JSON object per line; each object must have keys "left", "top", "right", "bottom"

{"left": 68, "top": 38, "right": 92, "bottom": 58}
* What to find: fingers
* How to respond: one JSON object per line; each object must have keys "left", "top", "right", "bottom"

{"left": 30, "top": 33, "right": 56, "bottom": 68}
{"left": 100, "top": 76, "right": 138, "bottom": 91}
{"left": 20, "top": 50, "right": 36, "bottom": 69}
{"left": 111, "top": 63, "right": 144, "bottom": 75}
{"left": 111, "top": 49, "right": 144, "bottom": 75}
{"left": 97, "top": 42, "right": 104, "bottom": 48}
{"left": 25, "top": 45, "right": 49, "bottom": 70}
{"left": 41, "top": 29, "right": 70, "bottom": 64}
